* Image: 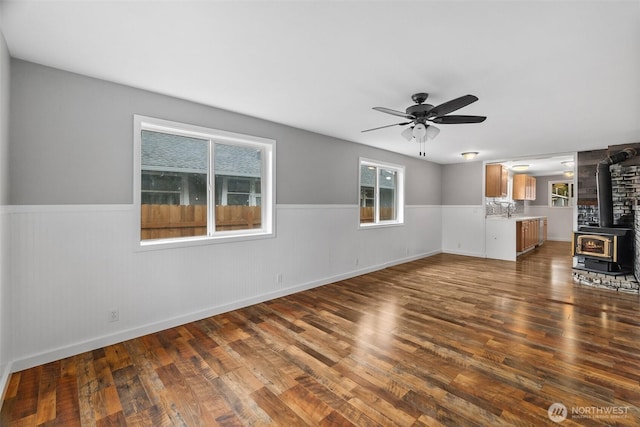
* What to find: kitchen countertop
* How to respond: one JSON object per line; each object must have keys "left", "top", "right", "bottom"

{"left": 486, "top": 215, "right": 547, "bottom": 222}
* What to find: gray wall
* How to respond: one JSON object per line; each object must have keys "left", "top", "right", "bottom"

{"left": 10, "top": 59, "right": 442, "bottom": 206}
{"left": 440, "top": 161, "right": 483, "bottom": 205}
{"left": 0, "top": 34, "right": 8, "bottom": 204}
{"left": 531, "top": 174, "right": 566, "bottom": 206}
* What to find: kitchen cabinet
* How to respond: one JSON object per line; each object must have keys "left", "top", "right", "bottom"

{"left": 513, "top": 174, "right": 536, "bottom": 200}
{"left": 486, "top": 164, "right": 508, "bottom": 197}
{"left": 516, "top": 218, "right": 541, "bottom": 252}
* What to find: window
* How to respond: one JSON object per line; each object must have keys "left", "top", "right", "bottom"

{"left": 549, "top": 180, "right": 574, "bottom": 207}
{"left": 359, "top": 158, "right": 404, "bottom": 226}
{"left": 135, "top": 115, "right": 275, "bottom": 247}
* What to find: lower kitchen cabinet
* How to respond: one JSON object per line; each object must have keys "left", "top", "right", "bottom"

{"left": 516, "top": 219, "right": 542, "bottom": 252}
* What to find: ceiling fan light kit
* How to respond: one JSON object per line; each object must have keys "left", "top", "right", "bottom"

{"left": 401, "top": 126, "right": 414, "bottom": 141}
{"left": 363, "top": 92, "right": 486, "bottom": 157}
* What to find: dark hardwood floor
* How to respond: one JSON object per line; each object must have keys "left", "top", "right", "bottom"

{"left": 2, "top": 241, "right": 639, "bottom": 426}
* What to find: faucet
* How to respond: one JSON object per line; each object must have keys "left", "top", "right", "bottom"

{"left": 500, "top": 201, "right": 514, "bottom": 218}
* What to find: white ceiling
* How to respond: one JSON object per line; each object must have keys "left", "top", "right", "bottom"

{"left": 1, "top": 1, "right": 639, "bottom": 164}
{"left": 488, "top": 154, "right": 575, "bottom": 177}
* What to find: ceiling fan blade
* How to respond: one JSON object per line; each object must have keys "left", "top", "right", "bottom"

{"left": 373, "top": 107, "right": 415, "bottom": 120}
{"left": 428, "top": 94, "right": 479, "bottom": 117}
{"left": 362, "top": 121, "right": 412, "bottom": 132}
{"left": 430, "top": 115, "right": 487, "bottom": 124}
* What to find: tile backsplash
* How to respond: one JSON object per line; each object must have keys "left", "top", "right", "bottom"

{"left": 485, "top": 199, "right": 525, "bottom": 217}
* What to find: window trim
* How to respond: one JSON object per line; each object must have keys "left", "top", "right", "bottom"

{"left": 358, "top": 157, "right": 405, "bottom": 228}
{"left": 134, "top": 115, "right": 276, "bottom": 250}
{"left": 548, "top": 179, "right": 574, "bottom": 208}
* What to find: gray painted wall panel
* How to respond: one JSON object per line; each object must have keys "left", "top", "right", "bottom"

{"left": 0, "top": 33, "right": 8, "bottom": 205}
{"left": 9, "top": 59, "right": 441, "bottom": 205}
{"left": 441, "top": 161, "right": 483, "bottom": 205}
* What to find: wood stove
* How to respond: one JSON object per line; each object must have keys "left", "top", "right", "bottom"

{"left": 572, "top": 226, "right": 633, "bottom": 272}
{"left": 572, "top": 148, "right": 636, "bottom": 274}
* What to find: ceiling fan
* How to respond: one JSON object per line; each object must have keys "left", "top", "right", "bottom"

{"left": 363, "top": 93, "right": 486, "bottom": 156}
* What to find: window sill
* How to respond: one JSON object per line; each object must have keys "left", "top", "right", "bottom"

{"left": 359, "top": 221, "right": 404, "bottom": 230}
{"left": 137, "top": 230, "right": 274, "bottom": 251}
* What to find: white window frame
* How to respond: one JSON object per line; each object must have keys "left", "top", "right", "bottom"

{"left": 358, "top": 157, "right": 405, "bottom": 228}
{"left": 134, "top": 115, "right": 275, "bottom": 250}
{"left": 548, "top": 179, "right": 574, "bottom": 208}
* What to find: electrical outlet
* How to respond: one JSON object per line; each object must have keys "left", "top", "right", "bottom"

{"left": 109, "top": 308, "right": 119, "bottom": 322}
{"left": 355, "top": 257, "right": 359, "bottom": 266}
{"left": 276, "top": 273, "right": 283, "bottom": 284}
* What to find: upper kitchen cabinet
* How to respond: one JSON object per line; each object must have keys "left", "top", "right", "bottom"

{"left": 486, "top": 164, "right": 508, "bottom": 197}
{"left": 513, "top": 174, "right": 536, "bottom": 200}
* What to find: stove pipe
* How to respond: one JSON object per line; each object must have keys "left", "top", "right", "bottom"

{"left": 596, "top": 148, "right": 636, "bottom": 227}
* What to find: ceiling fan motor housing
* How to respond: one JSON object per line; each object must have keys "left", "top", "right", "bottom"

{"left": 406, "top": 104, "right": 434, "bottom": 123}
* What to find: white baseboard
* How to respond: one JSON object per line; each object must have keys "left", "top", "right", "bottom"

{"left": 442, "top": 249, "right": 485, "bottom": 258}
{"left": 0, "top": 361, "right": 13, "bottom": 402}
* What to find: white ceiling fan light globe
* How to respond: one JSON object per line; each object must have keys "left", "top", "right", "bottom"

{"left": 426, "top": 125, "right": 440, "bottom": 140}
{"left": 401, "top": 126, "right": 414, "bottom": 141}
{"left": 412, "top": 123, "right": 427, "bottom": 139}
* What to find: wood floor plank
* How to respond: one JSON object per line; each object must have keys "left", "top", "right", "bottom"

{"left": 3, "top": 242, "right": 640, "bottom": 426}
{"left": 55, "top": 357, "right": 82, "bottom": 427}
{"left": 112, "top": 365, "right": 152, "bottom": 418}
{"left": 34, "top": 362, "right": 59, "bottom": 425}
{"left": 10, "top": 365, "right": 40, "bottom": 421}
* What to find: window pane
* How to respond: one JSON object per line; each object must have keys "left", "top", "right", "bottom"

{"left": 379, "top": 169, "right": 396, "bottom": 221}
{"left": 188, "top": 174, "right": 207, "bottom": 205}
{"left": 360, "top": 165, "right": 376, "bottom": 223}
{"left": 228, "top": 194, "right": 250, "bottom": 206}
{"left": 214, "top": 143, "right": 262, "bottom": 231}
{"left": 142, "top": 172, "right": 182, "bottom": 193}
{"left": 228, "top": 178, "right": 251, "bottom": 193}
{"left": 550, "top": 182, "right": 573, "bottom": 207}
{"left": 140, "top": 130, "right": 208, "bottom": 240}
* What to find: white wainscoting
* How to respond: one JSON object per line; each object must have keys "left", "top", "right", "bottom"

{"left": 0, "top": 207, "right": 12, "bottom": 398}
{"left": 7, "top": 204, "right": 443, "bottom": 371}
{"left": 441, "top": 205, "right": 486, "bottom": 257}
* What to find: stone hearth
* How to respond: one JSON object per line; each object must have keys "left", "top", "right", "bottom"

{"left": 572, "top": 269, "right": 639, "bottom": 294}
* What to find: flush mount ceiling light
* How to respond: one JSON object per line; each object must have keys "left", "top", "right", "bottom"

{"left": 564, "top": 171, "right": 574, "bottom": 177}
{"left": 561, "top": 160, "right": 575, "bottom": 167}
{"left": 461, "top": 152, "right": 478, "bottom": 160}
{"left": 512, "top": 164, "right": 529, "bottom": 171}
